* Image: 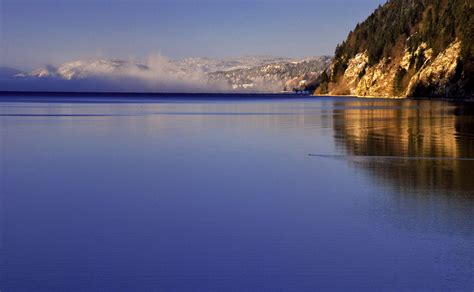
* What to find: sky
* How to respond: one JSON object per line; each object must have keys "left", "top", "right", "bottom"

{"left": 0, "top": 0, "right": 386, "bottom": 70}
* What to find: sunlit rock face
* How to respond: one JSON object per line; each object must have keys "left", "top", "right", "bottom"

{"left": 343, "top": 53, "right": 368, "bottom": 94}
{"left": 329, "top": 40, "right": 462, "bottom": 98}
{"left": 355, "top": 57, "right": 399, "bottom": 97}
{"left": 407, "top": 41, "right": 462, "bottom": 97}
{"left": 332, "top": 99, "right": 474, "bottom": 194}
{"left": 322, "top": 0, "right": 472, "bottom": 99}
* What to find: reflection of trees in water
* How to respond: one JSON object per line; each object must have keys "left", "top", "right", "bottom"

{"left": 332, "top": 99, "right": 474, "bottom": 195}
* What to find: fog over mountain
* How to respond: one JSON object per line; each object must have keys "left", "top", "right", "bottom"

{"left": 0, "top": 55, "right": 331, "bottom": 93}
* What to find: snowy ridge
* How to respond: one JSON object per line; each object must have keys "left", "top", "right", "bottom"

{"left": 2, "top": 55, "right": 332, "bottom": 93}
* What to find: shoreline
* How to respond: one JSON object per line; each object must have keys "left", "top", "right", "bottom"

{"left": 0, "top": 91, "right": 471, "bottom": 103}
{"left": 0, "top": 91, "right": 314, "bottom": 99}
{"left": 0, "top": 90, "right": 299, "bottom": 97}
{"left": 313, "top": 94, "right": 474, "bottom": 103}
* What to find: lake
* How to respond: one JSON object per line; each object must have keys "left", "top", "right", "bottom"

{"left": 1, "top": 94, "right": 473, "bottom": 291}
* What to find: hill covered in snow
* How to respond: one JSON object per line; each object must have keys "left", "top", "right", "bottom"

{"left": 1, "top": 55, "right": 331, "bottom": 93}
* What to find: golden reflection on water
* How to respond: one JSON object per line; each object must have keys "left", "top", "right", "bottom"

{"left": 332, "top": 99, "right": 474, "bottom": 195}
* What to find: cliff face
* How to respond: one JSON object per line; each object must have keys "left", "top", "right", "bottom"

{"left": 319, "top": 0, "right": 473, "bottom": 99}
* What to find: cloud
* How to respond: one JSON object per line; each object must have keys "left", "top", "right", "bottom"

{"left": 0, "top": 53, "right": 331, "bottom": 93}
{"left": 0, "top": 53, "right": 231, "bottom": 93}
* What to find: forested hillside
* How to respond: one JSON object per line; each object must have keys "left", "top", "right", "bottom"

{"left": 319, "top": 0, "right": 473, "bottom": 99}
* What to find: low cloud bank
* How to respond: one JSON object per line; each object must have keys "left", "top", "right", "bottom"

{"left": 0, "top": 54, "right": 231, "bottom": 93}
{"left": 1, "top": 54, "right": 331, "bottom": 93}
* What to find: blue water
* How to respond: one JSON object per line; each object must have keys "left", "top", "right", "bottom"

{"left": 1, "top": 94, "right": 473, "bottom": 291}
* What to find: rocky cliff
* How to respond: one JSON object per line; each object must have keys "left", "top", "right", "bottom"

{"left": 318, "top": 0, "right": 473, "bottom": 99}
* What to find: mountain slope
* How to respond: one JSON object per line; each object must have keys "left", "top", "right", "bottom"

{"left": 6, "top": 56, "right": 331, "bottom": 93}
{"left": 208, "top": 56, "right": 332, "bottom": 92}
{"left": 174, "top": 56, "right": 298, "bottom": 73}
{"left": 318, "top": 0, "right": 473, "bottom": 99}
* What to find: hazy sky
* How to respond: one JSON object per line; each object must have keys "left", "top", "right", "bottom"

{"left": 0, "top": 0, "right": 386, "bottom": 70}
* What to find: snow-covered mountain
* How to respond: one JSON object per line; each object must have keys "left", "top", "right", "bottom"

{"left": 2, "top": 55, "right": 332, "bottom": 92}
{"left": 25, "top": 60, "right": 150, "bottom": 80}
{"left": 208, "top": 56, "right": 332, "bottom": 92}
{"left": 174, "top": 56, "right": 298, "bottom": 73}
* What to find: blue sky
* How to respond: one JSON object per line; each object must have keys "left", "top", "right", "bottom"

{"left": 0, "top": 0, "right": 386, "bottom": 70}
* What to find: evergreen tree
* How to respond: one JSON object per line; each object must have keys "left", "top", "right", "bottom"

{"left": 320, "top": 71, "right": 329, "bottom": 94}
{"left": 329, "top": 0, "right": 473, "bottom": 98}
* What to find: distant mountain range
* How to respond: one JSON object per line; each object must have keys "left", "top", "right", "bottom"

{"left": 2, "top": 0, "right": 473, "bottom": 98}
{"left": 0, "top": 55, "right": 331, "bottom": 93}
{"left": 318, "top": 0, "right": 473, "bottom": 99}
{"left": 208, "top": 56, "right": 331, "bottom": 92}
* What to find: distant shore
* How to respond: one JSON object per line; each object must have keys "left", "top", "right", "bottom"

{"left": 0, "top": 91, "right": 318, "bottom": 101}
{"left": 0, "top": 91, "right": 302, "bottom": 97}
{"left": 1, "top": 91, "right": 471, "bottom": 102}
{"left": 313, "top": 94, "right": 474, "bottom": 102}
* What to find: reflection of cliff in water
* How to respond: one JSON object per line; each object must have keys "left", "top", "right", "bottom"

{"left": 332, "top": 99, "right": 474, "bottom": 195}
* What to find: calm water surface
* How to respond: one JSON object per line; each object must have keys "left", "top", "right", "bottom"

{"left": 1, "top": 94, "right": 473, "bottom": 291}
